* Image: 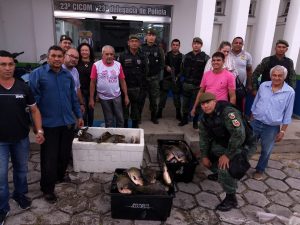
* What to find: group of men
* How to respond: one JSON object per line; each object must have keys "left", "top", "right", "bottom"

{"left": 0, "top": 29, "right": 297, "bottom": 225}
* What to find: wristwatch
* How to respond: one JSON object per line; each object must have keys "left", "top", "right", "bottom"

{"left": 37, "top": 129, "right": 44, "bottom": 135}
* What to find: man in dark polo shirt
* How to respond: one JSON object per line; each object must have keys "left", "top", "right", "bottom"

{"left": 0, "top": 50, "right": 44, "bottom": 225}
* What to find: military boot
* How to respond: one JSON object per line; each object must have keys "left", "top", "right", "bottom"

{"left": 132, "top": 120, "right": 139, "bottom": 128}
{"left": 151, "top": 112, "right": 159, "bottom": 124}
{"left": 193, "top": 114, "right": 199, "bottom": 129}
{"left": 216, "top": 193, "right": 238, "bottom": 211}
{"left": 178, "top": 113, "right": 188, "bottom": 126}
{"left": 157, "top": 108, "right": 163, "bottom": 119}
{"left": 124, "top": 119, "right": 128, "bottom": 128}
{"left": 176, "top": 108, "right": 182, "bottom": 121}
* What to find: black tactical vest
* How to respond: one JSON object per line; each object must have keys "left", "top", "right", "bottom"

{"left": 261, "top": 55, "right": 292, "bottom": 84}
{"left": 183, "top": 51, "right": 208, "bottom": 86}
{"left": 141, "top": 43, "right": 162, "bottom": 76}
{"left": 118, "top": 49, "right": 146, "bottom": 88}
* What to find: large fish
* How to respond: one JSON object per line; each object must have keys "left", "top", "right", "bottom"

{"left": 97, "top": 131, "right": 126, "bottom": 143}
{"left": 142, "top": 167, "right": 157, "bottom": 184}
{"left": 127, "top": 167, "right": 144, "bottom": 186}
{"left": 164, "top": 144, "right": 187, "bottom": 163}
{"left": 77, "top": 127, "right": 95, "bottom": 142}
{"left": 135, "top": 182, "right": 169, "bottom": 195}
{"left": 116, "top": 175, "right": 135, "bottom": 194}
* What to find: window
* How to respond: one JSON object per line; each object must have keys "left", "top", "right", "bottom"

{"left": 249, "top": 0, "right": 256, "bottom": 17}
{"left": 215, "top": 0, "right": 226, "bottom": 15}
{"left": 282, "top": 0, "right": 290, "bottom": 16}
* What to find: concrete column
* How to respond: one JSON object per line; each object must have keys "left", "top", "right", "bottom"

{"left": 283, "top": 0, "right": 300, "bottom": 65}
{"left": 194, "top": 0, "right": 216, "bottom": 54}
{"left": 225, "top": 0, "right": 251, "bottom": 42}
{"left": 251, "top": 0, "right": 280, "bottom": 68}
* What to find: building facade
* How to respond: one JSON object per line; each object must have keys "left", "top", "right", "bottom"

{"left": 0, "top": 0, "right": 299, "bottom": 72}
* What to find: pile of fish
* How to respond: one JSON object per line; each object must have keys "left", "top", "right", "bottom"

{"left": 77, "top": 127, "right": 139, "bottom": 144}
{"left": 114, "top": 165, "right": 172, "bottom": 195}
{"left": 162, "top": 141, "right": 192, "bottom": 163}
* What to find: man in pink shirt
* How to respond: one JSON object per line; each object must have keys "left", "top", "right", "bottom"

{"left": 191, "top": 52, "right": 236, "bottom": 117}
{"left": 89, "top": 45, "right": 129, "bottom": 127}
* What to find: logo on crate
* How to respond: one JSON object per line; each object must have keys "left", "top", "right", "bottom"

{"left": 127, "top": 203, "right": 151, "bottom": 209}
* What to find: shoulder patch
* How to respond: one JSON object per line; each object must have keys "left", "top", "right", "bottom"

{"left": 232, "top": 119, "right": 241, "bottom": 127}
{"left": 228, "top": 112, "right": 236, "bottom": 120}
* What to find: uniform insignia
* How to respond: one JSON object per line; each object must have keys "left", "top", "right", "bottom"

{"left": 228, "top": 113, "right": 236, "bottom": 120}
{"left": 232, "top": 119, "right": 240, "bottom": 127}
{"left": 137, "top": 59, "right": 141, "bottom": 64}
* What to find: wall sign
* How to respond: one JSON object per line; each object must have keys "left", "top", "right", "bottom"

{"left": 54, "top": 1, "right": 171, "bottom": 17}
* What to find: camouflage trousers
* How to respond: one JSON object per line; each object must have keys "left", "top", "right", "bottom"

{"left": 123, "top": 87, "right": 142, "bottom": 121}
{"left": 208, "top": 141, "right": 242, "bottom": 194}
{"left": 158, "top": 79, "right": 182, "bottom": 110}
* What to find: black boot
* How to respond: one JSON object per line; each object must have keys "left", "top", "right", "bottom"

{"left": 193, "top": 114, "right": 199, "bottom": 129}
{"left": 176, "top": 108, "right": 182, "bottom": 121}
{"left": 151, "top": 112, "right": 159, "bottom": 124}
{"left": 132, "top": 120, "right": 139, "bottom": 128}
{"left": 207, "top": 173, "right": 218, "bottom": 181}
{"left": 216, "top": 193, "right": 238, "bottom": 211}
{"left": 124, "top": 119, "right": 128, "bottom": 128}
{"left": 157, "top": 108, "right": 162, "bottom": 119}
{"left": 178, "top": 114, "right": 188, "bottom": 126}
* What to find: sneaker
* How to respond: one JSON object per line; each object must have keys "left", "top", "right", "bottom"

{"left": 12, "top": 195, "right": 31, "bottom": 210}
{"left": 253, "top": 171, "right": 264, "bottom": 181}
{"left": 43, "top": 193, "right": 57, "bottom": 204}
{"left": 0, "top": 211, "right": 9, "bottom": 225}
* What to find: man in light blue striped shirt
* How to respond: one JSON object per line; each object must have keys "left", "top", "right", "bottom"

{"left": 251, "top": 65, "right": 295, "bottom": 180}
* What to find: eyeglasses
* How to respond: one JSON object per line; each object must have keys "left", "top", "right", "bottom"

{"left": 66, "top": 54, "right": 79, "bottom": 60}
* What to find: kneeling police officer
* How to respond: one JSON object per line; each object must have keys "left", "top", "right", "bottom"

{"left": 198, "top": 92, "right": 256, "bottom": 211}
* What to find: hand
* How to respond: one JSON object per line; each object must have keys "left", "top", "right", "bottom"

{"left": 35, "top": 133, "right": 45, "bottom": 144}
{"left": 202, "top": 157, "right": 212, "bottom": 169}
{"left": 247, "top": 84, "right": 253, "bottom": 93}
{"left": 77, "top": 118, "right": 84, "bottom": 128}
{"left": 80, "top": 105, "right": 85, "bottom": 113}
{"left": 218, "top": 154, "right": 230, "bottom": 170}
{"left": 166, "top": 66, "right": 172, "bottom": 73}
{"left": 89, "top": 99, "right": 95, "bottom": 109}
{"left": 124, "top": 95, "right": 130, "bottom": 106}
{"left": 190, "top": 107, "right": 196, "bottom": 117}
{"left": 275, "top": 131, "right": 284, "bottom": 142}
{"left": 251, "top": 90, "right": 257, "bottom": 97}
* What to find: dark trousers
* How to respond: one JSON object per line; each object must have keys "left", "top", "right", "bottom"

{"left": 40, "top": 125, "right": 74, "bottom": 194}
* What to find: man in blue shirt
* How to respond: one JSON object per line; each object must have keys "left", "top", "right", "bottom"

{"left": 29, "top": 45, "right": 83, "bottom": 203}
{"left": 251, "top": 65, "right": 295, "bottom": 180}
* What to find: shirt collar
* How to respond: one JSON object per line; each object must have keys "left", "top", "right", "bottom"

{"left": 265, "top": 81, "right": 290, "bottom": 92}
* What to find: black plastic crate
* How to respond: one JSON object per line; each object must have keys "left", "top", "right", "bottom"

{"left": 110, "top": 168, "right": 175, "bottom": 221}
{"left": 157, "top": 139, "right": 199, "bottom": 183}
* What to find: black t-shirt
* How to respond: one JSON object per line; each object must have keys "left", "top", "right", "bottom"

{"left": 76, "top": 61, "right": 93, "bottom": 95}
{"left": 0, "top": 79, "right": 36, "bottom": 141}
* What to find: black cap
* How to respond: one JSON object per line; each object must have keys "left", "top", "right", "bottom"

{"left": 129, "top": 34, "right": 139, "bottom": 40}
{"left": 60, "top": 35, "right": 73, "bottom": 43}
{"left": 147, "top": 29, "right": 156, "bottom": 35}
{"left": 199, "top": 92, "right": 216, "bottom": 104}
{"left": 193, "top": 37, "right": 203, "bottom": 44}
{"left": 276, "top": 39, "right": 289, "bottom": 47}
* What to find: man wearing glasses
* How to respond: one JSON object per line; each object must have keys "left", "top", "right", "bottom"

{"left": 63, "top": 48, "right": 85, "bottom": 113}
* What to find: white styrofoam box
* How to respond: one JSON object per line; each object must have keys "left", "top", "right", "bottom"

{"left": 72, "top": 127, "right": 144, "bottom": 173}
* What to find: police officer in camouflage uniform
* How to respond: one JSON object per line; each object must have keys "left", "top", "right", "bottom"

{"left": 157, "top": 39, "right": 183, "bottom": 121}
{"left": 179, "top": 37, "right": 209, "bottom": 129}
{"left": 140, "top": 29, "right": 165, "bottom": 124}
{"left": 118, "top": 34, "right": 147, "bottom": 128}
{"left": 198, "top": 92, "right": 256, "bottom": 211}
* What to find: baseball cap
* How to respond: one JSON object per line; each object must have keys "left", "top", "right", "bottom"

{"left": 60, "top": 35, "right": 73, "bottom": 43}
{"left": 129, "top": 34, "right": 139, "bottom": 40}
{"left": 199, "top": 92, "right": 216, "bottom": 104}
{"left": 193, "top": 37, "right": 203, "bottom": 44}
{"left": 147, "top": 29, "right": 157, "bottom": 35}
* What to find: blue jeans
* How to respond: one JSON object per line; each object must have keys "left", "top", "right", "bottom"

{"left": 250, "top": 119, "right": 279, "bottom": 172}
{"left": 0, "top": 137, "right": 29, "bottom": 213}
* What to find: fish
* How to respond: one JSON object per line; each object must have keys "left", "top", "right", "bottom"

{"left": 142, "top": 167, "right": 157, "bottom": 184}
{"left": 97, "top": 132, "right": 126, "bottom": 143}
{"left": 135, "top": 182, "right": 169, "bottom": 195}
{"left": 164, "top": 144, "right": 187, "bottom": 163}
{"left": 77, "top": 127, "right": 95, "bottom": 142}
{"left": 116, "top": 175, "right": 135, "bottom": 194}
{"left": 162, "top": 163, "right": 172, "bottom": 185}
{"left": 127, "top": 167, "right": 144, "bottom": 186}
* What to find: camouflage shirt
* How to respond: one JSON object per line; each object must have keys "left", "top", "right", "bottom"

{"left": 199, "top": 106, "right": 246, "bottom": 159}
